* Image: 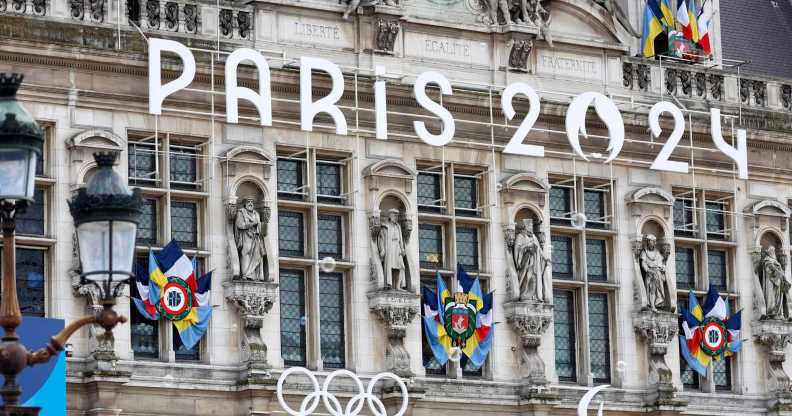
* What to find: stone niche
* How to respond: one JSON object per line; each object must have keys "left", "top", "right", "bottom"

{"left": 747, "top": 199, "right": 792, "bottom": 410}
{"left": 499, "top": 173, "right": 556, "bottom": 401}
{"left": 220, "top": 145, "right": 279, "bottom": 374}
{"left": 363, "top": 159, "right": 420, "bottom": 377}
{"left": 627, "top": 187, "right": 684, "bottom": 408}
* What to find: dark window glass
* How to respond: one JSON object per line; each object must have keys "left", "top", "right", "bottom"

{"left": 713, "top": 358, "right": 732, "bottom": 391}
{"left": 171, "top": 201, "right": 198, "bottom": 248}
{"left": 12, "top": 249, "right": 45, "bottom": 317}
{"left": 280, "top": 270, "right": 306, "bottom": 366}
{"left": 549, "top": 187, "right": 571, "bottom": 225}
{"left": 553, "top": 290, "right": 576, "bottom": 382}
{"left": 278, "top": 211, "right": 304, "bottom": 258}
{"left": 705, "top": 201, "right": 726, "bottom": 239}
{"left": 318, "top": 214, "right": 343, "bottom": 260}
{"left": 131, "top": 260, "right": 158, "bottom": 359}
{"left": 421, "top": 277, "right": 447, "bottom": 376}
{"left": 586, "top": 239, "right": 607, "bottom": 281}
{"left": 319, "top": 272, "right": 345, "bottom": 369}
{"left": 137, "top": 198, "right": 158, "bottom": 246}
{"left": 277, "top": 158, "right": 304, "bottom": 200}
{"left": 584, "top": 190, "right": 606, "bottom": 228}
{"left": 462, "top": 355, "right": 483, "bottom": 377}
{"left": 169, "top": 145, "right": 198, "bottom": 189}
{"left": 16, "top": 188, "right": 45, "bottom": 236}
{"left": 588, "top": 293, "right": 611, "bottom": 384}
{"left": 174, "top": 324, "right": 200, "bottom": 360}
{"left": 551, "top": 235, "right": 573, "bottom": 279}
{"left": 675, "top": 247, "right": 696, "bottom": 290}
{"left": 456, "top": 227, "right": 479, "bottom": 270}
{"left": 419, "top": 224, "right": 443, "bottom": 269}
{"left": 417, "top": 172, "right": 442, "bottom": 213}
{"left": 453, "top": 176, "right": 478, "bottom": 216}
{"left": 677, "top": 299, "right": 699, "bottom": 390}
{"left": 35, "top": 136, "right": 44, "bottom": 176}
{"left": 316, "top": 162, "right": 342, "bottom": 203}
{"left": 708, "top": 250, "right": 727, "bottom": 291}
{"left": 128, "top": 142, "right": 157, "bottom": 186}
{"left": 673, "top": 198, "right": 695, "bottom": 235}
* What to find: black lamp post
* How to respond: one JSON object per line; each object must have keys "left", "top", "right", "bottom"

{"left": 0, "top": 73, "right": 142, "bottom": 415}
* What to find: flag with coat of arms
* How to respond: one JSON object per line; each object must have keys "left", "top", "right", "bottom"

{"left": 132, "top": 240, "right": 212, "bottom": 350}
{"left": 421, "top": 265, "right": 494, "bottom": 369}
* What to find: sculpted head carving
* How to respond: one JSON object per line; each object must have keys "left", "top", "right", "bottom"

{"left": 387, "top": 208, "right": 400, "bottom": 223}
{"left": 644, "top": 234, "right": 657, "bottom": 250}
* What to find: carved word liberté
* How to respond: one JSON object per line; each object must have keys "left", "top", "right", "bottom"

{"left": 148, "top": 38, "right": 749, "bottom": 179}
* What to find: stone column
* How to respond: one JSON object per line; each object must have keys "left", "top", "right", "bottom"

{"left": 754, "top": 319, "right": 792, "bottom": 414}
{"left": 504, "top": 300, "right": 557, "bottom": 400}
{"left": 225, "top": 280, "right": 279, "bottom": 380}
{"left": 368, "top": 288, "right": 420, "bottom": 377}
{"left": 633, "top": 310, "right": 685, "bottom": 408}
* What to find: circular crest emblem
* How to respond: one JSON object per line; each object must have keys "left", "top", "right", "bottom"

{"left": 699, "top": 317, "right": 728, "bottom": 357}
{"left": 157, "top": 277, "right": 193, "bottom": 321}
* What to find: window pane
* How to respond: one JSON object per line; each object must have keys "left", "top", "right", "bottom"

{"left": 173, "top": 324, "right": 200, "bottom": 360}
{"left": 131, "top": 260, "right": 159, "bottom": 359}
{"left": 169, "top": 145, "right": 198, "bottom": 189}
{"left": 171, "top": 201, "right": 198, "bottom": 248}
{"left": 128, "top": 142, "right": 157, "bottom": 186}
{"left": 455, "top": 227, "right": 479, "bottom": 270}
{"left": 673, "top": 199, "right": 695, "bottom": 235}
{"left": 280, "top": 270, "right": 306, "bottom": 366}
{"left": 35, "top": 136, "right": 44, "bottom": 176}
{"left": 588, "top": 293, "right": 611, "bottom": 384}
{"left": 16, "top": 249, "right": 45, "bottom": 317}
{"left": 675, "top": 247, "right": 696, "bottom": 290}
{"left": 319, "top": 272, "right": 345, "bottom": 369}
{"left": 708, "top": 250, "right": 727, "bottom": 291}
{"left": 713, "top": 358, "right": 732, "bottom": 391}
{"left": 417, "top": 172, "right": 442, "bottom": 212}
{"left": 677, "top": 299, "right": 698, "bottom": 390}
{"left": 584, "top": 190, "right": 606, "bottom": 228}
{"left": 277, "top": 158, "right": 304, "bottom": 199}
{"left": 421, "top": 276, "right": 447, "bottom": 376}
{"left": 419, "top": 224, "right": 443, "bottom": 269}
{"left": 705, "top": 201, "right": 726, "bottom": 238}
{"left": 137, "top": 198, "right": 158, "bottom": 246}
{"left": 318, "top": 214, "right": 342, "bottom": 260}
{"left": 553, "top": 290, "right": 576, "bottom": 382}
{"left": 549, "top": 187, "right": 571, "bottom": 224}
{"left": 316, "top": 162, "right": 342, "bottom": 203}
{"left": 278, "top": 211, "right": 304, "bottom": 258}
{"left": 16, "top": 188, "right": 45, "bottom": 236}
{"left": 551, "top": 235, "right": 573, "bottom": 280}
{"left": 453, "top": 176, "right": 478, "bottom": 215}
{"left": 586, "top": 239, "right": 607, "bottom": 282}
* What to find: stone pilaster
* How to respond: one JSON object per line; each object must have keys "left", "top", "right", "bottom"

{"left": 224, "top": 280, "right": 279, "bottom": 378}
{"left": 368, "top": 288, "right": 420, "bottom": 377}
{"left": 504, "top": 300, "right": 558, "bottom": 401}
{"left": 633, "top": 310, "right": 686, "bottom": 409}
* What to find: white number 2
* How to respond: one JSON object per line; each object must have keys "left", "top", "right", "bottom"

{"left": 501, "top": 83, "right": 543, "bottom": 157}
{"left": 649, "top": 101, "right": 689, "bottom": 174}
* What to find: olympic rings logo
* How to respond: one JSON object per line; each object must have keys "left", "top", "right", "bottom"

{"left": 276, "top": 367, "right": 409, "bottom": 416}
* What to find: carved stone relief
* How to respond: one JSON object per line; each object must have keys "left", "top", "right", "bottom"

{"left": 368, "top": 289, "right": 419, "bottom": 377}
{"left": 146, "top": 0, "right": 159, "bottom": 29}
{"left": 507, "top": 38, "right": 533, "bottom": 72}
{"left": 374, "top": 18, "right": 400, "bottom": 54}
{"left": 633, "top": 310, "right": 682, "bottom": 406}
{"left": 164, "top": 1, "right": 178, "bottom": 30}
{"left": 504, "top": 300, "right": 555, "bottom": 399}
{"left": 70, "top": 0, "right": 84, "bottom": 19}
{"left": 782, "top": 85, "right": 792, "bottom": 111}
{"left": 89, "top": 0, "right": 104, "bottom": 22}
{"left": 224, "top": 280, "right": 278, "bottom": 365}
{"left": 505, "top": 218, "right": 551, "bottom": 303}
{"left": 183, "top": 4, "right": 197, "bottom": 33}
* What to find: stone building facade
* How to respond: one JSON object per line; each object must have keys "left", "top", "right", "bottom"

{"left": 1, "top": 0, "right": 792, "bottom": 414}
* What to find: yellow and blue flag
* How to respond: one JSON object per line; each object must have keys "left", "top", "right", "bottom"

{"left": 642, "top": 0, "right": 666, "bottom": 57}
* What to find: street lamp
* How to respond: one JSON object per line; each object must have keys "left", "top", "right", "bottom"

{"left": 0, "top": 73, "right": 142, "bottom": 415}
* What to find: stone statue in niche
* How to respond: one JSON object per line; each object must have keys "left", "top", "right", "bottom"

{"left": 639, "top": 234, "right": 672, "bottom": 311}
{"left": 233, "top": 198, "right": 269, "bottom": 281}
{"left": 754, "top": 246, "right": 791, "bottom": 320}
{"left": 377, "top": 208, "right": 407, "bottom": 289}
{"left": 506, "top": 219, "right": 550, "bottom": 302}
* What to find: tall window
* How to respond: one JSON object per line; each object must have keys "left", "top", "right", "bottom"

{"left": 708, "top": 250, "right": 728, "bottom": 291}
{"left": 16, "top": 188, "right": 45, "bottom": 236}
{"left": 279, "top": 211, "right": 305, "bottom": 258}
{"left": 673, "top": 192, "right": 696, "bottom": 237}
{"left": 277, "top": 148, "right": 350, "bottom": 370}
{"left": 280, "top": 270, "right": 306, "bottom": 366}
{"left": 127, "top": 133, "right": 207, "bottom": 361}
{"left": 319, "top": 272, "right": 345, "bottom": 368}
{"left": 705, "top": 201, "right": 727, "bottom": 240}
{"left": 551, "top": 175, "right": 615, "bottom": 385}
{"left": 418, "top": 161, "right": 489, "bottom": 378}
{"left": 675, "top": 247, "right": 696, "bottom": 290}
{"left": 553, "top": 290, "right": 576, "bottom": 382}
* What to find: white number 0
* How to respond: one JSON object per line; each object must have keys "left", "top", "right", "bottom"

{"left": 501, "top": 83, "right": 543, "bottom": 157}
